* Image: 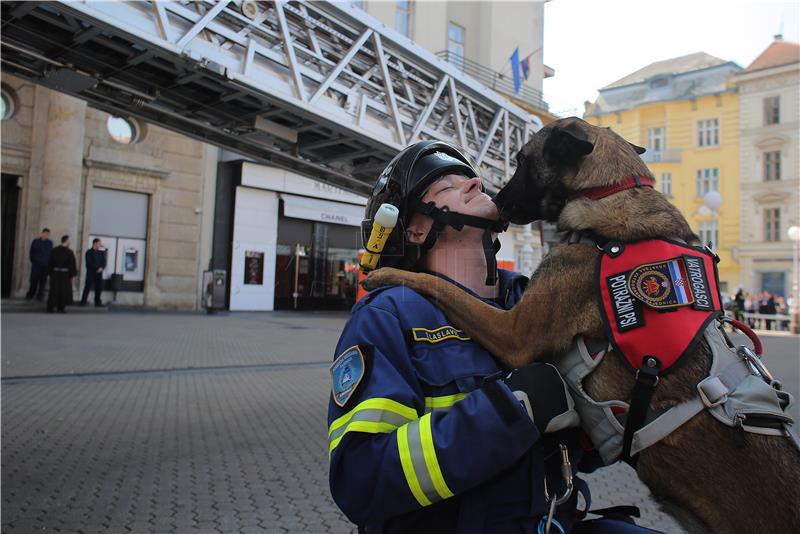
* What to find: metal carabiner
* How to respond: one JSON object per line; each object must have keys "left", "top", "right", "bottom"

{"left": 542, "top": 444, "right": 574, "bottom": 534}
{"left": 737, "top": 345, "right": 775, "bottom": 384}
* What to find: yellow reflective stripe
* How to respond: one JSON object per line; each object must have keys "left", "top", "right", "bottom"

{"left": 419, "top": 414, "right": 454, "bottom": 500}
{"left": 397, "top": 424, "right": 432, "bottom": 507}
{"left": 424, "top": 393, "right": 468, "bottom": 410}
{"left": 329, "top": 397, "right": 418, "bottom": 437}
{"left": 328, "top": 421, "right": 397, "bottom": 456}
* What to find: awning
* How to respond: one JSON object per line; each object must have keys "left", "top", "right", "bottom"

{"left": 280, "top": 194, "right": 364, "bottom": 227}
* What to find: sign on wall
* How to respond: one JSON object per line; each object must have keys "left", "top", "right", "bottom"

{"left": 244, "top": 250, "right": 265, "bottom": 285}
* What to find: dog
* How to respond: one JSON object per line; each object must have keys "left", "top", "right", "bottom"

{"left": 363, "top": 118, "right": 800, "bottom": 533}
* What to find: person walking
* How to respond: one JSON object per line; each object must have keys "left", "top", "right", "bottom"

{"left": 80, "top": 238, "right": 106, "bottom": 306}
{"left": 25, "top": 228, "right": 53, "bottom": 300}
{"left": 47, "top": 235, "right": 77, "bottom": 313}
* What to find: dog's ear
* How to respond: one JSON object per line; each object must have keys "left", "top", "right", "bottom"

{"left": 629, "top": 143, "right": 646, "bottom": 155}
{"left": 543, "top": 122, "right": 594, "bottom": 164}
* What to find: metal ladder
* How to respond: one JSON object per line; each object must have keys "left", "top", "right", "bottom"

{"left": 1, "top": 1, "right": 538, "bottom": 194}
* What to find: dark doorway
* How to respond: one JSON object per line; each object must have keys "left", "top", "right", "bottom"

{"left": 1, "top": 174, "right": 20, "bottom": 297}
{"left": 274, "top": 212, "right": 360, "bottom": 311}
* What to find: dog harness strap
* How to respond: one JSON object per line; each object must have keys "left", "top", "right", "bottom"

{"left": 629, "top": 357, "right": 751, "bottom": 456}
{"left": 483, "top": 229, "right": 498, "bottom": 286}
{"left": 569, "top": 175, "right": 655, "bottom": 201}
{"left": 621, "top": 356, "right": 660, "bottom": 466}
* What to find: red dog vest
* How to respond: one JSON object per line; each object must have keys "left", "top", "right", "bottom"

{"left": 597, "top": 239, "right": 722, "bottom": 374}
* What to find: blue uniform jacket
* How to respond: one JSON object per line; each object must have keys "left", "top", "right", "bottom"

{"left": 85, "top": 248, "right": 107, "bottom": 273}
{"left": 328, "top": 269, "right": 578, "bottom": 533}
{"left": 29, "top": 238, "right": 53, "bottom": 269}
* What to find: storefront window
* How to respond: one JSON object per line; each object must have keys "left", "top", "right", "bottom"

{"left": 274, "top": 213, "right": 360, "bottom": 310}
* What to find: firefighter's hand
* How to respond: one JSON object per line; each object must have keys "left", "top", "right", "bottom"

{"left": 503, "top": 363, "right": 579, "bottom": 434}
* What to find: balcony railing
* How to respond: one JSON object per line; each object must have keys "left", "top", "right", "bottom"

{"left": 641, "top": 149, "right": 682, "bottom": 163}
{"left": 436, "top": 51, "right": 548, "bottom": 112}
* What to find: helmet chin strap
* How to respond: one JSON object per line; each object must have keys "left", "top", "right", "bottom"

{"left": 408, "top": 197, "right": 507, "bottom": 286}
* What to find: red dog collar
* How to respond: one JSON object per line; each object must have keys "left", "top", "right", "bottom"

{"left": 570, "top": 176, "right": 655, "bottom": 201}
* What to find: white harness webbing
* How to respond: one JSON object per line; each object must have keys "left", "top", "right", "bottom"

{"left": 556, "top": 321, "right": 798, "bottom": 465}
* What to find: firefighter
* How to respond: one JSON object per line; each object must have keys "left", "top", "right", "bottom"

{"left": 327, "top": 140, "right": 662, "bottom": 534}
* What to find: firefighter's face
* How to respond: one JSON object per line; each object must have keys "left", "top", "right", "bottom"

{"left": 406, "top": 174, "right": 498, "bottom": 244}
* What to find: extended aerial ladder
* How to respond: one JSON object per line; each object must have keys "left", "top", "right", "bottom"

{"left": 1, "top": 1, "right": 539, "bottom": 195}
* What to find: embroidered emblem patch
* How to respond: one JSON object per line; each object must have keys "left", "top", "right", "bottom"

{"left": 331, "top": 346, "right": 366, "bottom": 408}
{"left": 606, "top": 272, "right": 645, "bottom": 331}
{"left": 412, "top": 326, "right": 471, "bottom": 344}
{"left": 627, "top": 257, "right": 694, "bottom": 309}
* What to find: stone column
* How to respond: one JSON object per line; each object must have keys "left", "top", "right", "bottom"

{"left": 39, "top": 91, "right": 86, "bottom": 243}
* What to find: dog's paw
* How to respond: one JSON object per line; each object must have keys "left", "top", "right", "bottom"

{"left": 361, "top": 267, "right": 407, "bottom": 291}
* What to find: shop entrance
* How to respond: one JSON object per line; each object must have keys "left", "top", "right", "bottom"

{"left": 274, "top": 216, "right": 360, "bottom": 310}
{"left": 1, "top": 174, "right": 20, "bottom": 297}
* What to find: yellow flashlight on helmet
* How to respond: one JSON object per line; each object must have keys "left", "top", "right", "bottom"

{"left": 360, "top": 203, "right": 399, "bottom": 271}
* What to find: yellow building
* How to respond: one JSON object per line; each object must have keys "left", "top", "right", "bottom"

{"left": 585, "top": 53, "right": 742, "bottom": 294}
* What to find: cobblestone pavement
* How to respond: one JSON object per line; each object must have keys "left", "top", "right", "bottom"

{"left": 3, "top": 307, "right": 796, "bottom": 533}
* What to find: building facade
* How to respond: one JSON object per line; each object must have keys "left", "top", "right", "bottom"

{"left": 359, "top": 0, "right": 553, "bottom": 121}
{"left": 2, "top": 1, "right": 549, "bottom": 312}
{"left": 733, "top": 36, "right": 800, "bottom": 298}
{"left": 1, "top": 75, "right": 217, "bottom": 309}
{"left": 366, "top": 0, "right": 552, "bottom": 273}
{"left": 585, "top": 53, "right": 742, "bottom": 294}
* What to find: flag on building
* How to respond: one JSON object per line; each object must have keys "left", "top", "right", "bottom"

{"left": 510, "top": 47, "right": 521, "bottom": 94}
{"left": 521, "top": 56, "right": 530, "bottom": 81}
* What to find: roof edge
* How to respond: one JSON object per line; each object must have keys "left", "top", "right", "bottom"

{"left": 599, "top": 61, "right": 742, "bottom": 93}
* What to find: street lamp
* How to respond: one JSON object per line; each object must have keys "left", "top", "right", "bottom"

{"left": 788, "top": 225, "right": 800, "bottom": 334}
{"left": 703, "top": 191, "right": 722, "bottom": 250}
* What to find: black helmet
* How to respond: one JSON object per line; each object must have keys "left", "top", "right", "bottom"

{"left": 362, "top": 140, "right": 505, "bottom": 281}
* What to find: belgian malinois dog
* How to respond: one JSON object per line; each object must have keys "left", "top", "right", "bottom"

{"left": 363, "top": 118, "right": 800, "bottom": 533}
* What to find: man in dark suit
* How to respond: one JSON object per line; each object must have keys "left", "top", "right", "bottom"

{"left": 47, "top": 235, "right": 77, "bottom": 313}
{"left": 80, "top": 238, "right": 106, "bottom": 306}
{"left": 26, "top": 228, "right": 53, "bottom": 300}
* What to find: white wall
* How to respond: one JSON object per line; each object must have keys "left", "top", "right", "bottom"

{"left": 229, "top": 187, "right": 279, "bottom": 311}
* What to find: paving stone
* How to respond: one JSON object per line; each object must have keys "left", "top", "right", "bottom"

{"left": 1, "top": 310, "right": 689, "bottom": 533}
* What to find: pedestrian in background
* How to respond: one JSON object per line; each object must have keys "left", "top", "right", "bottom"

{"left": 80, "top": 238, "right": 106, "bottom": 307}
{"left": 775, "top": 295, "right": 788, "bottom": 330}
{"left": 47, "top": 235, "right": 77, "bottom": 313}
{"left": 759, "top": 291, "right": 777, "bottom": 330}
{"left": 734, "top": 288, "right": 745, "bottom": 322}
{"left": 25, "top": 227, "right": 53, "bottom": 300}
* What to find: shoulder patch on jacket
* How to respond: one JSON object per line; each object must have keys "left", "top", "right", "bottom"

{"left": 331, "top": 345, "right": 368, "bottom": 408}
{"left": 411, "top": 326, "right": 471, "bottom": 344}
